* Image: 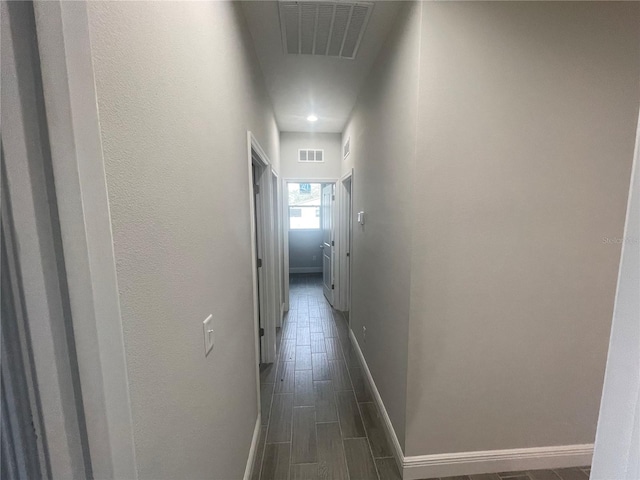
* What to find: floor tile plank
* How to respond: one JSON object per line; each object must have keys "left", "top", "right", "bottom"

{"left": 343, "top": 438, "right": 378, "bottom": 480}
{"left": 341, "top": 342, "right": 361, "bottom": 368}
{"left": 260, "top": 381, "right": 275, "bottom": 426}
{"left": 250, "top": 426, "right": 267, "bottom": 480}
{"left": 267, "top": 394, "right": 294, "bottom": 443}
{"left": 297, "top": 327, "right": 311, "bottom": 346}
{"left": 329, "top": 360, "right": 352, "bottom": 391}
{"left": 314, "top": 381, "right": 338, "bottom": 423}
{"left": 335, "top": 390, "right": 366, "bottom": 438}
{"left": 290, "top": 463, "right": 319, "bottom": 480}
{"left": 312, "top": 353, "right": 331, "bottom": 381}
{"left": 528, "top": 471, "right": 561, "bottom": 480}
{"left": 295, "top": 370, "right": 314, "bottom": 407}
{"left": 311, "top": 332, "right": 326, "bottom": 353}
{"left": 376, "top": 458, "right": 402, "bottom": 480}
{"left": 359, "top": 402, "right": 392, "bottom": 458}
{"left": 275, "top": 362, "right": 295, "bottom": 394}
{"left": 296, "top": 346, "right": 313, "bottom": 371}
{"left": 553, "top": 469, "right": 589, "bottom": 480}
{"left": 349, "top": 367, "right": 372, "bottom": 402}
{"left": 292, "top": 407, "right": 318, "bottom": 464}
{"left": 260, "top": 362, "right": 278, "bottom": 384}
{"left": 261, "top": 443, "right": 291, "bottom": 480}
{"left": 316, "top": 422, "right": 349, "bottom": 480}
{"left": 281, "top": 340, "right": 296, "bottom": 362}
{"left": 325, "top": 338, "right": 344, "bottom": 361}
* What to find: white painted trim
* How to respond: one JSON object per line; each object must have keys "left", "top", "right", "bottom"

{"left": 349, "top": 330, "right": 594, "bottom": 480}
{"left": 337, "top": 170, "right": 353, "bottom": 312}
{"left": 248, "top": 131, "right": 278, "bottom": 365}
{"left": 289, "top": 267, "right": 323, "bottom": 274}
{"left": 403, "top": 445, "right": 593, "bottom": 480}
{"left": 271, "top": 170, "right": 284, "bottom": 330}
{"left": 32, "top": 2, "right": 138, "bottom": 478}
{"left": 285, "top": 177, "right": 340, "bottom": 184}
{"left": 243, "top": 415, "right": 262, "bottom": 480}
{"left": 349, "top": 330, "right": 405, "bottom": 471}
{"left": 2, "top": 4, "right": 89, "bottom": 475}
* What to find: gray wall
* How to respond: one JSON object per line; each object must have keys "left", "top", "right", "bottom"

{"left": 343, "top": 0, "right": 640, "bottom": 458}
{"left": 289, "top": 230, "right": 323, "bottom": 272}
{"left": 86, "top": 2, "right": 279, "bottom": 478}
{"left": 341, "top": 1, "right": 422, "bottom": 449}
{"left": 407, "top": 1, "right": 640, "bottom": 456}
{"left": 281, "top": 132, "right": 342, "bottom": 179}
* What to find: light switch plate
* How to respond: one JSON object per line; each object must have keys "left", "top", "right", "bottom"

{"left": 203, "top": 314, "right": 214, "bottom": 357}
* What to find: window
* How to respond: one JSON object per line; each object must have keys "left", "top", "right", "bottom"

{"left": 288, "top": 183, "right": 321, "bottom": 229}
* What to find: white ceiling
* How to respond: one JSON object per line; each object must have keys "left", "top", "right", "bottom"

{"left": 241, "top": 1, "right": 403, "bottom": 133}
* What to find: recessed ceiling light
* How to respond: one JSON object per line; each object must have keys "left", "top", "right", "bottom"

{"left": 307, "top": 114, "right": 318, "bottom": 122}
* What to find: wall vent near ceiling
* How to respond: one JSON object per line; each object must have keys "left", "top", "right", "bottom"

{"left": 343, "top": 137, "right": 350, "bottom": 159}
{"left": 299, "top": 149, "right": 324, "bottom": 163}
{"left": 279, "top": 2, "right": 374, "bottom": 60}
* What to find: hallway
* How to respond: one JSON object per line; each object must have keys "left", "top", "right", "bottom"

{"left": 253, "top": 274, "right": 401, "bottom": 480}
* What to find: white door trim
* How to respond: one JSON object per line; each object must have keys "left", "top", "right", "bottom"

{"left": 336, "top": 169, "right": 354, "bottom": 312}
{"left": 28, "top": 1, "right": 138, "bottom": 478}
{"left": 247, "top": 132, "right": 278, "bottom": 366}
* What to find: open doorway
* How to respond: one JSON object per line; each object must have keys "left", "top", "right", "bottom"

{"left": 248, "top": 134, "right": 279, "bottom": 367}
{"left": 339, "top": 171, "right": 353, "bottom": 322}
{"left": 285, "top": 181, "right": 336, "bottom": 307}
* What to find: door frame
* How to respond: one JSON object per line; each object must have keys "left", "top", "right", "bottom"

{"left": 337, "top": 169, "right": 354, "bottom": 313}
{"left": 7, "top": 1, "right": 138, "bottom": 478}
{"left": 271, "top": 170, "right": 285, "bottom": 329}
{"left": 283, "top": 178, "right": 338, "bottom": 311}
{"left": 247, "top": 132, "right": 279, "bottom": 366}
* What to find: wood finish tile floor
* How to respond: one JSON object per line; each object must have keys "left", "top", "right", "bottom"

{"left": 253, "top": 274, "right": 591, "bottom": 480}
{"left": 253, "top": 274, "right": 401, "bottom": 480}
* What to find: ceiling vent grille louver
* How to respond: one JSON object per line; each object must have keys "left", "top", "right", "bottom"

{"left": 279, "top": 1, "right": 373, "bottom": 60}
{"left": 299, "top": 149, "right": 325, "bottom": 163}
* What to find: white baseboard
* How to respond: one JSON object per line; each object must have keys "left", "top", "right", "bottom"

{"left": 289, "top": 267, "right": 322, "bottom": 274}
{"left": 347, "top": 330, "right": 594, "bottom": 480}
{"left": 403, "top": 445, "right": 594, "bottom": 480}
{"left": 349, "top": 330, "right": 405, "bottom": 471}
{"left": 243, "top": 415, "right": 262, "bottom": 480}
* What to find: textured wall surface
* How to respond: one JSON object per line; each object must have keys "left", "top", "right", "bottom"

{"left": 280, "top": 132, "right": 342, "bottom": 180}
{"left": 341, "top": 2, "right": 422, "bottom": 450}
{"left": 407, "top": 1, "right": 640, "bottom": 456}
{"left": 87, "top": 2, "right": 279, "bottom": 478}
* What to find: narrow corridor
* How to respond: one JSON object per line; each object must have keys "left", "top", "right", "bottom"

{"left": 253, "top": 274, "right": 401, "bottom": 480}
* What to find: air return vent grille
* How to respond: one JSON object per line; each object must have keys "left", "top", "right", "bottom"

{"left": 299, "top": 149, "right": 324, "bottom": 163}
{"left": 279, "top": 2, "right": 373, "bottom": 60}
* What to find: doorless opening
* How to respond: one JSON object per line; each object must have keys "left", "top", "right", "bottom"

{"left": 285, "top": 181, "right": 336, "bottom": 307}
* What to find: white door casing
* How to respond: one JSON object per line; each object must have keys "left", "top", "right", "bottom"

{"left": 321, "top": 183, "right": 335, "bottom": 305}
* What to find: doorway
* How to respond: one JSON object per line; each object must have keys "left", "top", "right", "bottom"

{"left": 285, "top": 181, "right": 336, "bottom": 307}
{"left": 339, "top": 171, "right": 353, "bottom": 320}
{"left": 248, "top": 134, "right": 279, "bottom": 366}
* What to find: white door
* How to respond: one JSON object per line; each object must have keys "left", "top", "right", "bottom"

{"left": 321, "top": 184, "right": 335, "bottom": 304}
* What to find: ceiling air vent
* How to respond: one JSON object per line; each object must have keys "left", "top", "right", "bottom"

{"left": 279, "top": 2, "right": 373, "bottom": 60}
